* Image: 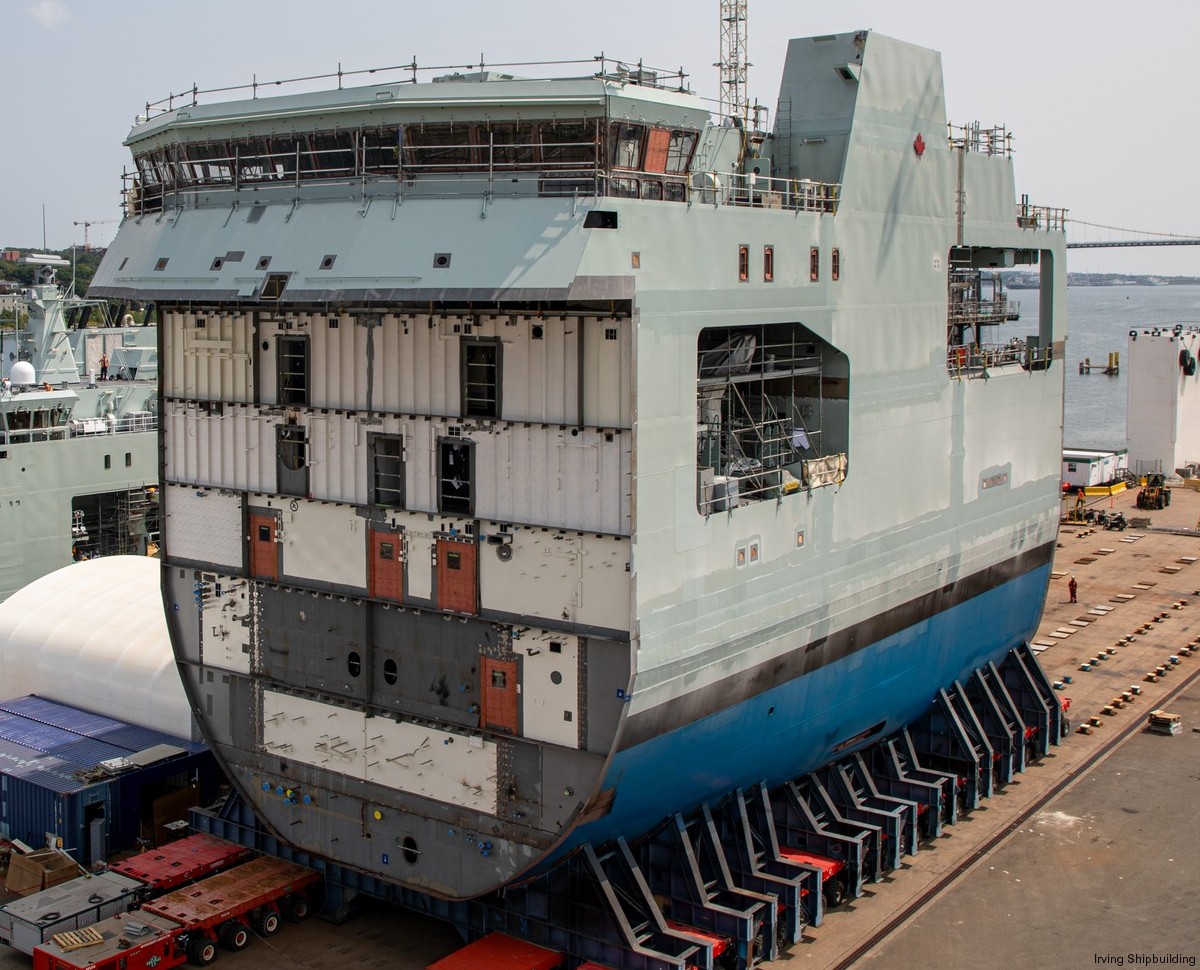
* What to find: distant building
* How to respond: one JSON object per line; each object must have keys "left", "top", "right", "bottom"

{"left": 1061, "top": 448, "right": 1128, "bottom": 488}
{"left": 1127, "top": 325, "right": 1200, "bottom": 477}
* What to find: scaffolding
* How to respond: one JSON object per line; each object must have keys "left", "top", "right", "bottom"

{"left": 696, "top": 324, "right": 842, "bottom": 514}
{"left": 72, "top": 486, "right": 159, "bottom": 559}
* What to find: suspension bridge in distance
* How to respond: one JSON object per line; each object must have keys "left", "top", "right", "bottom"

{"left": 1065, "top": 219, "right": 1200, "bottom": 249}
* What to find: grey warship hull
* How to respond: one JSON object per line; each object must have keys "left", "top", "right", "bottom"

{"left": 91, "top": 29, "right": 1066, "bottom": 898}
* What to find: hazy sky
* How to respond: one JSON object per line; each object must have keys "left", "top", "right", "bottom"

{"left": 2, "top": 0, "right": 1197, "bottom": 275}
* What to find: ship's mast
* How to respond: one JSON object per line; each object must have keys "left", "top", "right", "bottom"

{"left": 717, "top": 0, "right": 749, "bottom": 124}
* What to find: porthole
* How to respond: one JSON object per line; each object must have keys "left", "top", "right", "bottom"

{"left": 383, "top": 658, "right": 398, "bottom": 686}
{"left": 347, "top": 651, "right": 362, "bottom": 677}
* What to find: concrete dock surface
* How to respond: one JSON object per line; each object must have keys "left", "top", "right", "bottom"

{"left": 2, "top": 480, "right": 1198, "bottom": 970}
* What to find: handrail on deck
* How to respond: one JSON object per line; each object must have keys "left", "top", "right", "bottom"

{"left": 142, "top": 54, "right": 690, "bottom": 119}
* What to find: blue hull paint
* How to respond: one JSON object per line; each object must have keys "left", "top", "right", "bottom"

{"left": 564, "top": 561, "right": 1051, "bottom": 852}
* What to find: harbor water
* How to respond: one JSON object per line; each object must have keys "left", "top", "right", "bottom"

{"left": 1045, "top": 283, "right": 1200, "bottom": 450}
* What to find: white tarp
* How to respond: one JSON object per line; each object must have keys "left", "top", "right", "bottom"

{"left": 0, "top": 556, "right": 192, "bottom": 738}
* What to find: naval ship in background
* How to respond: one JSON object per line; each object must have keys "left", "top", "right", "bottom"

{"left": 0, "top": 256, "right": 159, "bottom": 601}
{"left": 90, "top": 26, "right": 1067, "bottom": 900}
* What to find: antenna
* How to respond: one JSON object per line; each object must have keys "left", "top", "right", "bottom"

{"left": 716, "top": 0, "right": 750, "bottom": 124}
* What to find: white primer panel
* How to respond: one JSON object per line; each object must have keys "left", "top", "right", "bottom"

{"left": 262, "top": 690, "right": 498, "bottom": 814}
{"left": 281, "top": 501, "right": 366, "bottom": 590}
{"left": 479, "top": 531, "right": 631, "bottom": 631}
{"left": 164, "top": 484, "right": 242, "bottom": 569}
{"left": 473, "top": 426, "right": 631, "bottom": 533}
{"left": 519, "top": 631, "right": 580, "bottom": 748}
{"left": 582, "top": 316, "right": 632, "bottom": 428}
{"left": 310, "top": 313, "right": 365, "bottom": 410}
{"left": 198, "top": 574, "right": 252, "bottom": 674}
{"left": 378, "top": 313, "right": 460, "bottom": 416}
{"left": 164, "top": 403, "right": 275, "bottom": 494}
{"left": 501, "top": 315, "right": 579, "bottom": 424}
{"left": 164, "top": 310, "right": 255, "bottom": 403}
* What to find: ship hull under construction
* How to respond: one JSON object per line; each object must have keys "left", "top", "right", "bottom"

{"left": 92, "top": 29, "right": 1067, "bottom": 899}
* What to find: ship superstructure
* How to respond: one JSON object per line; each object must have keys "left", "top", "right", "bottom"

{"left": 91, "top": 30, "right": 1067, "bottom": 899}
{"left": 0, "top": 256, "right": 159, "bottom": 600}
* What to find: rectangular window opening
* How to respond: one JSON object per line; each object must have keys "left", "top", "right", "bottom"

{"left": 371, "top": 435, "right": 405, "bottom": 508}
{"left": 764, "top": 245, "right": 774, "bottom": 283}
{"left": 738, "top": 245, "right": 749, "bottom": 282}
{"left": 810, "top": 247, "right": 820, "bottom": 282}
{"left": 461, "top": 340, "right": 500, "bottom": 419}
{"left": 832, "top": 248, "right": 840, "bottom": 281}
{"left": 438, "top": 439, "right": 474, "bottom": 515}
{"left": 277, "top": 336, "right": 309, "bottom": 406}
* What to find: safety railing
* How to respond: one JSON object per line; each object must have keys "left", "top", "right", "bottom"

{"left": 946, "top": 339, "right": 1051, "bottom": 378}
{"left": 1016, "top": 196, "right": 1068, "bottom": 231}
{"left": 947, "top": 296, "right": 1020, "bottom": 326}
{"left": 140, "top": 55, "right": 690, "bottom": 119}
{"left": 124, "top": 142, "right": 841, "bottom": 217}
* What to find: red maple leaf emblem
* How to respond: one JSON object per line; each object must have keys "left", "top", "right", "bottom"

{"left": 913, "top": 133, "right": 926, "bottom": 156}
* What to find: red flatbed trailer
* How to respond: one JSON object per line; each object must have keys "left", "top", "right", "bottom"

{"left": 32, "top": 911, "right": 184, "bottom": 970}
{"left": 34, "top": 857, "right": 320, "bottom": 970}
{"left": 426, "top": 931, "right": 564, "bottom": 970}
{"left": 108, "top": 834, "right": 253, "bottom": 896}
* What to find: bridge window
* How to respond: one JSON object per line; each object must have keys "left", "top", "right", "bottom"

{"left": 305, "top": 131, "right": 356, "bottom": 176}
{"left": 404, "top": 124, "right": 473, "bottom": 172}
{"left": 362, "top": 128, "right": 403, "bottom": 175}
{"left": 485, "top": 122, "right": 538, "bottom": 168}
{"left": 609, "top": 123, "right": 645, "bottom": 170}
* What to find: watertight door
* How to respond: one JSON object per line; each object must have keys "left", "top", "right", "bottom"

{"left": 436, "top": 538, "right": 477, "bottom": 614}
{"left": 249, "top": 512, "right": 279, "bottom": 581}
{"left": 369, "top": 529, "right": 404, "bottom": 602}
{"left": 481, "top": 656, "right": 519, "bottom": 734}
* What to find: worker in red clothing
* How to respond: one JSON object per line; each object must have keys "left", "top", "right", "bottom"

{"left": 1068, "top": 575, "right": 1078, "bottom": 603}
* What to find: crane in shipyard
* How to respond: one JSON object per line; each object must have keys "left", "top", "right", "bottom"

{"left": 73, "top": 218, "right": 118, "bottom": 250}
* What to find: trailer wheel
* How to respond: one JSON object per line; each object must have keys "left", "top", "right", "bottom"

{"left": 822, "top": 876, "right": 847, "bottom": 909}
{"left": 219, "top": 921, "right": 251, "bottom": 951}
{"left": 285, "top": 895, "right": 311, "bottom": 922}
{"left": 188, "top": 937, "right": 219, "bottom": 966}
{"left": 255, "top": 910, "right": 282, "bottom": 936}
